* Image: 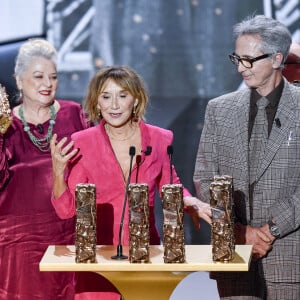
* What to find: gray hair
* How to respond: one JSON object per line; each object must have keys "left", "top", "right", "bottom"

{"left": 14, "top": 38, "right": 57, "bottom": 79}
{"left": 233, "top": 15, "right": 292, "bottom": 68}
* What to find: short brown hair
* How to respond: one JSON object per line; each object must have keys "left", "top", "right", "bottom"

{"left": 84, "top": 65, "right": 149, "bottom": 123}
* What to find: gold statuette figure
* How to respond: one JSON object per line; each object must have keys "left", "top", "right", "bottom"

{"left": 128, "top": 183, "right": 150, "bottom": 263}
{"left": 162, "top": 184, "right": 185, "bottom": 263}
{"left": 0, "top": 84, "right": 12, "bottom": 134}
{"left": 75, "top": 183, "right": 97, "bottom": 263}
{"left": 210, "top": 175, "right": 235, "bottom": 262}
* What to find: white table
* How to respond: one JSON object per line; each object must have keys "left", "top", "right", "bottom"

{"left": 40, "top": 245, "right": 252, "bottom": 300}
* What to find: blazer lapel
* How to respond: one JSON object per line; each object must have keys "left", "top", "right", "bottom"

{"left": 256, "top": 81, "right": 296, "bottom": 180}
{"left": 233, "top": 88, "right": 251, "bottom": 180}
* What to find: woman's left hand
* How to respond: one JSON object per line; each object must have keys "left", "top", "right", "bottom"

{"left": 50, "top": 133, "right": 78, "bottom": 178}
{"left": 183, "top": 196, "right": 212, "bottom": 230}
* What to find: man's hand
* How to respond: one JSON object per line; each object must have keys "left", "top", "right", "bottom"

{"left": 235, "top": 222, "right": 274, "bottom": 260}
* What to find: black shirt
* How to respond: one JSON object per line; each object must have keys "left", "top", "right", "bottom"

{"left": 248, "top": 79, "right": 284, "bottom": 141}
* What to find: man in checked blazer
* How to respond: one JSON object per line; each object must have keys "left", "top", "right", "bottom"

{"left": 194, "top": 15, "right": 300, "bottom": 299}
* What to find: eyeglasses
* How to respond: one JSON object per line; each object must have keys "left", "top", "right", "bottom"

{"left": 229, "top": 53, "right": 273, "bottom": 69}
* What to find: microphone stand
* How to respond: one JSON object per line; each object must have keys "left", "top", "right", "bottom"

{"left": 111, "top": 146, "right": 136, "bottom": 260}
{"left": 167, "top": 145, "right": 173, "bottom": 184}
{"left": 135, "top": 155, "right": 142, "bottom": 183}
{"left": 135, "top": 146, "right": 152, "bottom": 182}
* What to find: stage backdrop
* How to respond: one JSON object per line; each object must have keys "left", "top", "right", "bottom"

{"left": 46, "top": 0, "right": 299, "bottom": 243}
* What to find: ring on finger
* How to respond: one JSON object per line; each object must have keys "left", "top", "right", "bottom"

{"left": 60, "top": 152, "right": 65, "bottom": 158}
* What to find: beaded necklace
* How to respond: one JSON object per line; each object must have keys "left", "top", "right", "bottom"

{"left": 19, "top": 104, "right": 56, "bottom": 152}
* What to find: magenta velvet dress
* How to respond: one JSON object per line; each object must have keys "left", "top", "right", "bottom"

{"left": 0, "top": 100, "right": 88, "bottom": 300}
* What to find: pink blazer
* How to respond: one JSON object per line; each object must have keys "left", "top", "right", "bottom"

{"left": 52, "top": 120, "right": 191, "bottom": 245}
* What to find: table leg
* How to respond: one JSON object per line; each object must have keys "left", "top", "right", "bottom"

{"left": 97, "top": 271, "right": 191, "bottom": 300}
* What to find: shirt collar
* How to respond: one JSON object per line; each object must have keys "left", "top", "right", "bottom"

{"left": 250, "top": 79, "right": 284, "bottom": 108}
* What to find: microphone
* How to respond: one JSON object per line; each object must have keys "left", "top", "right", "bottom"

{"left": 111, "top": 146, "right": 136, "bottom": 260}
{"left": 37, "top": 123, "right": 44, "bottom": 134}
{"left": 135, "top": 146, "right": 151, "bottom": 182}
{"left": 143, "top": 146, "right": 152, "bottom": 156}
{"left": 275, "top": 118, "right": 281, "bottom": 128}
{"left": 167, "top": 145, "right": 173, "bottom": 184}
{"left": 135, "top": 155, "right": 142, "bottom": 183}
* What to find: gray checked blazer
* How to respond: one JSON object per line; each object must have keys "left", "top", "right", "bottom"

{"left": 194, "top": 78, "right": 300, "bottom": 283}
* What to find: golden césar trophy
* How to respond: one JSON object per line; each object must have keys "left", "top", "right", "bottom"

{"left": 210, "top": 175, "right": 235, "bottom": 262}
{"left": 128, "top": 183, "right": 150, "bottom": 263}
{"left": 75, "top": 183, "right": 97, "bottom": 263}
{"left": 162, "top": 183, "right": 185, "bottom": 263}
{"left": 0, "top": 84, "right": 12, "bottom": 135}
{"left": 162, "top": 146, "right": 185, "bottom": 263}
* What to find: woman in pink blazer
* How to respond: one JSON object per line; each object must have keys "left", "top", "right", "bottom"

{"left": 50, "top": 65, "right": 211, "bottom": 300}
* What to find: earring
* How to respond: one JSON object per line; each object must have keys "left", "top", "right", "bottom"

{"left": 132, "top": 106, "right": 138, "bottom": 122}
{"left": 98, "top": 109, "right": 102, "bottom": 119}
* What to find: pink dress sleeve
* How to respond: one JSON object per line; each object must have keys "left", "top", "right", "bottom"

{"left": 51, "top": 159, "right": 88, "bottom": 219}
